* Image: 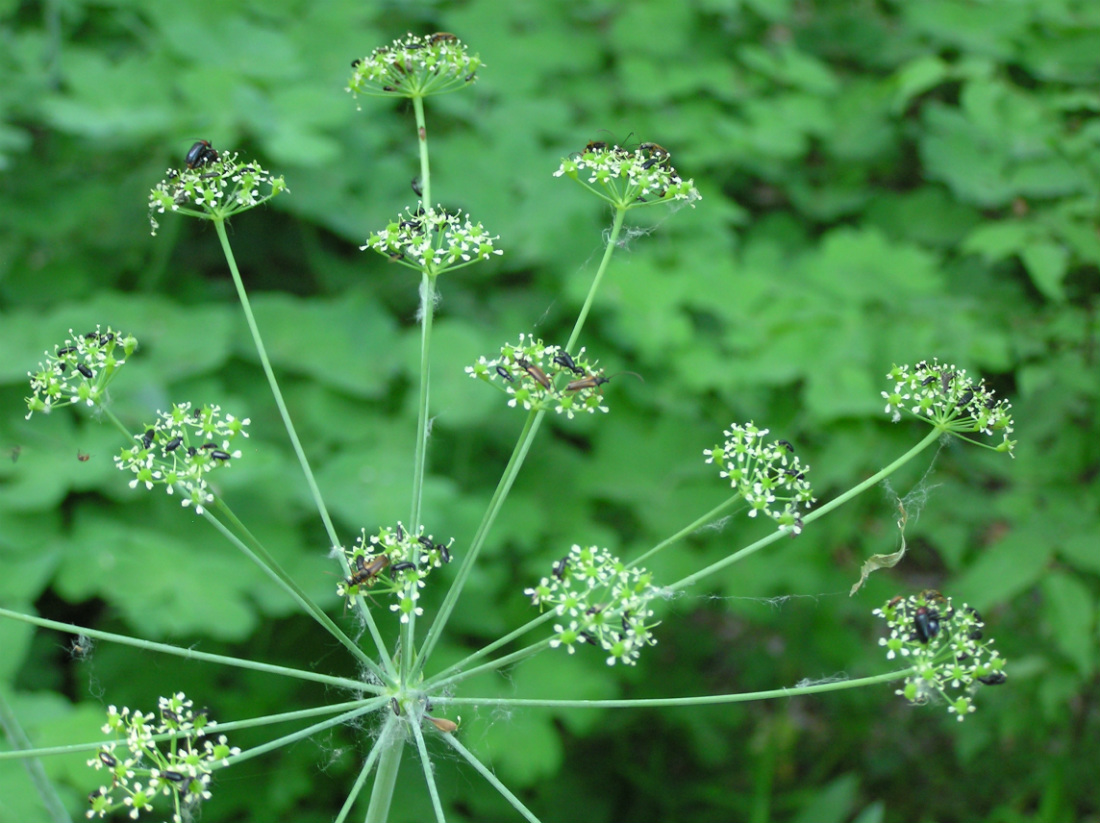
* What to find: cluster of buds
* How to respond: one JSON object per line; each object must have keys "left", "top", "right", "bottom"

{"left": 466, "top": 333, "right": 635, "bottom": 418}
{"left": 336, "top": 524, "right": 454, "bottom": 623}
{"left": 25, "top": 326, "right": 137, "bottom": 419}
{"left": 87, "top": 693, "right": 237, "bottom": 822}
{"left": 114, "top": 402, "right": 249, "bottom": 515}
{"left": 148, "top": 147, "right": 287, "bottom": 235}
{"left": 347, "top": 32, "right": 481, "bottom": 100}
{"left": 361, "top": 205, "right": 502, "bottom": 274}
{"left": 703, "top": 422, "right": 815, "bottom": 533}
{"left": 875, "top": 591, "right": 1007, "bottom": 721}
{"left": 554, "top": 140, "right": 701, "bottom": 209}
{"left": 525, "top": 544, "right": 664, "bottom": 666}
{"left": 882, "top": 359, "right": 1015, "bottom": 456}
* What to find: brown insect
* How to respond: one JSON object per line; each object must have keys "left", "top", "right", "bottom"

{"left": 515, "top": 357, "right": 553, "bottom": 390}
{"left": 345, "top": 554, "right": 390, "bottom": 590}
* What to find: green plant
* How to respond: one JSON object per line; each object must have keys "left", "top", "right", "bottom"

{"left": 2, "top": 30, "right": 1019, "bottom": 823}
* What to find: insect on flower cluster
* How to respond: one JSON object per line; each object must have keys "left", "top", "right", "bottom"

{"left": 875, "top": 591, "right": 1007, "bottom": 721}
{"left": 348, "top": 32, "right": 481, "bottom": 100}
{"left": 554, "top": 140, "right": 701, "bottom": 209}
{"left": 25, "top": 326, "right": 137, "bottom": 419}
{"left": 703, "top": 422, "right": 815, "bottom": 533}
{"left": 525, "top": 544, "right": 665, "bottom": 666}
{"left": 466, "top": 333, "right": 635, "bottom": 418}
{"left": 336, "top": 524, "right": 454, "bottom": 623}
{"left": 361, "top": 204, "right": 502, "bottom": 273}
{"left": 87, "top": 693, "right": 238, "bottom": 822}
{"left": 114, "top": 402, "right": 249, "bottom": 515}
{"left": 882, "top": 359, "right": 1016, "bottom": 456}
{"left": 148, "top": 141, "right": 287, "bottom": 235}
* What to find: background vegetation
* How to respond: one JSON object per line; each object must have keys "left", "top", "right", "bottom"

{"left": 1, "top": 0, "right": 1098, "bottom": 821}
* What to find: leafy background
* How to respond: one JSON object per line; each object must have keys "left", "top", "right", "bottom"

{"left": 1, "top": 0, "right": 1098, "bottom": 821}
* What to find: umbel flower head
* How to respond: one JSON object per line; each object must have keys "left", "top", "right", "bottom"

{"left": 875, "top": 591, "right": 1007, "bottom": 722}
{"left": 114, "top": 402, "right": 249, "bottom": 515}
{"left": 466, "top": 333, "right": 635, "bottom": 418}
{"left": 25, "top": 326, "right": 137, "bottom": 419}
{"left": 362, "top": 205, "right": 502, "bottom": 275}
{"left": 704, "top": 422, "right": 815, "bottom": 534}
{"left": 148, "top": 146, "right": 287, "bottom": 235}
{"left": 525, "top": 544, "right": 665, "bottom": 666}
{"left": 882, "top": 359, "right": 1016, "bottom": 456}
{"left": 554, "top": 140, "right": 701, "bottom": 210}
{"left": 348, "top": 32, "right": 481, "bottom": 100}
{"left": 336, "top": 524, "right": 454, "bottom": 623}
{"left": 88, "top": 693, "right": 238, "bottom": 822}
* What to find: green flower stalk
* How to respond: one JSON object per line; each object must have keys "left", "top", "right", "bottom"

{"left": 704, "top": 422, "right": 815, "bottom": 534}
{"left": 882, "top": 359, "right": 1016, "bottom": 456}
{"left": 361, "top": 205, "right": 502, "bottom": 275}
{"left": 88, "top": 693, "right": 237, "bottom": 822}
{"left": 348, "top": 32, "right": 481, "bottom": 100}
{"left": 466, "top": 333, "right": 633, "bottom": 418}
{"left": 148, "top": 150, "right": 287, "bottom": 235}
{"left": 25, "top": 326, "right": 137, "bottom": 418}
{"left": 525, "top": 544, "right": 665, "bottom": 666}
{"left": 114, "top": 402, "right": 250, "bottom": 515}
{"left": 875, "top": 591, "right": 1007, "bottom": 721}
{"left": 555, "top": 141, "right": 702, "bottom": 210}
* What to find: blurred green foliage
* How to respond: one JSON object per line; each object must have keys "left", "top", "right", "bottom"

{"left": 1, "top": 1, "right": 1098, "bottom": 821}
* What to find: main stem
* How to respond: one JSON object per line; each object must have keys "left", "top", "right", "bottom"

{"left": 403, "top": 94, "right": 435, "bottom": 678}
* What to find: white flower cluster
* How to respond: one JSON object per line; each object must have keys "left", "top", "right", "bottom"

{"left": 348, "top": 32, "right": 481, "bottom": 99}
{"left": 25, "top": 326, "right": 137, "bottom": 419}
{"left": 525, "top": 544, "right": 664, "bottom": 666}
{"left": 554, "top": 141, "right": 701, "bottom": 208}
{"left": 881, "top": 359, "right": 1015, "bottom": 456}
{"left": 336, "top": 523, "right": 454, "bottom": 623}
{"left": 113, "top": 402, "right": 249, "bottom": 515}
{"left": 874, "top": 591, "right": 1007, "bottom": 721}
{"left": 361, "top": 205, "right": 502, "bottom": 273}
{"left": 148, "top": 151, "right": 287, "bottom": 235}
{"left": 466, "top": 333, "right": 628, "bottom": 418}
{"left": 87, "top": 693, "right": 238, "bottom": 822}
{"left": 703, "top": 422, "right": 815, "bottom": 533}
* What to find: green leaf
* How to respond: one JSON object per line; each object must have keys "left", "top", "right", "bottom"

{"left": 1020, "top": 241, "right": 1068, "bottom": 302}
{"left": 1041, "top": 572, "right": 1095, "bottom": 676}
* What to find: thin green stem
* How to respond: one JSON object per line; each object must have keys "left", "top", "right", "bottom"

{"left": 99, "top": 407, "right": 138, "bottom": 443}
{"left": 424, "top": 638, "right": 553, "bottom": 694}
{"left": 441, "top": 733, "right": 542, "bottom": 823}
{"left": 205, "top": 501, "right": 391, "bottom": 682}
{"left": 434, "top": 669, "right": 913, "bottom": 709}
{"left": 223, "top": 702, "right": 381, "bottom": 767}
{"left": 629, "top": 494, "right": 743, "bottom": 569}
{"left": 0, "top": 690, "right": 70, "bottom": 822}
{"left": 212, "top": 219, "right": 391, "bottom": 662}
{"left": 421, "top": 610, "right": 559, "bottom": 690}
{"left": 413, "top": 410, "right": 543, "bottom": 673}
{"left": 401, "top": 95, "right": 435, "bottom": 680}
{"left": 403, "top": 270, "right": 437, "bottom": 676}
{"left": 334, "top": 741, "right": 385, "bottom": 823}
{"left": 414, "top": 209, "right": 628, "bottom": 676}
{"left": 414, "top": 96, "right": 431, "bottom": 207}
{"left": 0, "top": 700, "right": 381, "bottom": 763}
{"left": 0, "top": 607, "right": 375, "bottom": 693}
{"left": 409, "top": 720, "right": 447, "bottom": 823}
{"left": 213, "top": 220, "right": 341, "bottom": 551}
{"left": 206, "top": 501, "right": 391, "bottom": 682}
{"left": 565, "top": 207, "right": 626, "bottom": 352}
{"left": 668, "top": 428, "right": 944, "bottom": 593}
